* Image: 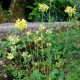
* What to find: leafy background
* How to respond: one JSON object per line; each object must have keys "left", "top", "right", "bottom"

{"left": 26, "top": 0, "right": 80, "bottom": 22}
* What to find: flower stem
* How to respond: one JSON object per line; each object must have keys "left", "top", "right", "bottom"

{"left": 49, "top": 47, "right": 51, "bottom": 72}
{"left": 42, "top": 12, "right": 44, "bottom": 23}
{"left": 49, "top": 0, "right": 51, "bottom": 23}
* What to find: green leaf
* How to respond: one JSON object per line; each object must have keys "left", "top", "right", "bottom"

{"left": 29, "top": 70, "right": 44, "bottom": 80}
{"left": 58, "top": 71, "right": 64, "bottom": 80}
{"left": 26, "top": 5, "right": 34, "bottom": 9}
{"left": 17, "top": 45, "right": 22, "bottom": 49}
{"left": 12, "top": 30, "right": 20, "bottom": 34}
{"left": 23, "top": 76, "right": 28, "bottom": 80}
{"left": 48, "top": 69, "right": 58, "bottom": 78}
{"left": 8, "top": 30, "right": 12, "bottom": 34}
{"left": 55, "top": 52, "right": 63, "bottom": 55}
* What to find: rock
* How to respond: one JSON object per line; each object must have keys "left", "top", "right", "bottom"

{"left": 78, "top": 2, "right": 80, "bottom": 8}
{"left": 0, "top": 0, "right": 26, "bottom": 23}
{"left": 9, "top": 0, "right": 26, "bottom": 20}
{"left": 0, "top": 58, "right": 14, "bottom": 80}
{"left": 0, "top": 4, "right": 5, "bottom": 23}
{"left": 0, "top": 58, "right": 7, "bottom": 79}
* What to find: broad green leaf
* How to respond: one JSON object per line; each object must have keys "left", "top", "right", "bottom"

{"left": 58, "top": 71, "right": 64, "bottom": 80}
{"left": 29, "top": 70, "right": 44, "bottom": 80}
{"left": 48, "top": 69, "right": 58, "bottom": 78}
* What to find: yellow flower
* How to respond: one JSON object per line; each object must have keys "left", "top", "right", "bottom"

{"left": 39, "top": 3, "right": 49, "bottom": 12}
{"left": 9, "top": 35, "right": 19, "bottom": 45}
{"left": 46, "top": 29, "right": 52, "bottom": 34}
{"left": 49, "top": 77, "right": 52, "bottom": 80}
{"left": 22, "top": 52, "right": 28, "bottom": 57}
{"left": 25, "top": 30, "right": 31, "bottom": 36}
{"left": 7, "top": 53, "right": 14, "bottom": 60}
{"left": 51, "top": 28, "right": 53, "bottom": 30}
{"left": 33, "top": 37, "right": 38, "bottom": 43}
{"left": 41, "top": 34, "right": 44, "bottom": 39}
{"left": 10, "top": 46, "right": 16, "bottom": 52}
{"left": 64, "top": 6, "right": 76, "bottom": 16}
{"left": 56, "top": 27, "right": 60, "bottom": 30}
{"left": 15, "top": 19, "right": 27, "bottom": 31}
{"left": 36, "top": 31, "right": 39, "bottom": 34}
{"left": 38, "top": 24, "right": 45, "bottom": 31}
{"left": 35, "top": 63, "right": 38, "bottom": 66}
{"left": 33, "top": 36, "right": 42, "bottom": 42}
{"left": 38, "top": 37, "right": 42, "bottom": 41}
{"left": 46, "top": 43, "right": 52, "bottom": 47}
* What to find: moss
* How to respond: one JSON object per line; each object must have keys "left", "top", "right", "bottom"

{"left": 0, "top": 77, "right": 8, "bottom": 80}
{"left": 9, "top": 0, "right": 26, "bottom": 20}
{"left": 0, "top": 0, "right": 27, "bottom": 22}
{"left": 0, "top": 4, "right": 5, "bottom": 23}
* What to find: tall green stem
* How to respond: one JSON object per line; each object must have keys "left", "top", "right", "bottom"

{"left": 63, "top": 17, "right": 70, "bottom": 54}
{"left": 49, "top": 47, "right": 51, "bottom": 71}
{"left": 36, "top": 35, "right": 39, "bottom": 70}
{"left": 42, "top": 12, "right": 44, "bottom": 23}
{"left": 41, "top": 33, "right": 44, "bottom": 62}
{"left": 49, "top": 0, "right": 51, "bottom": 23}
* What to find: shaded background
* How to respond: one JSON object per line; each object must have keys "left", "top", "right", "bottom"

{"left": 0, "top": 0, "right": 80, "bottom": 23}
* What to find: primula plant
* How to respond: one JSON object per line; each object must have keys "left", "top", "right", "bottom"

{"left": 15, "top": 19, "right": 27, "bottom": 31}
{"left": 39, "top": 3, "right": 49, "bottom": 12}
{"left": 0, "top": 3, "right": 80, "bottom": 80}
{"left": 9, "top": 35, "right": 19, "bottom": 45}
{"left": 64, "top": 6, "right": 76, "bottom": 18}
{"left": 39, "top": 3, "right": 49, "bottom": 23}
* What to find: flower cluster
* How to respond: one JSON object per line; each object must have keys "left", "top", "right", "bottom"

{"left": 46, "top": 43, "right": 52, "bottom": 47}
{"left": 9, "top": 35, "right": 19, "bottom": 45}
{"left": 22, "top": 52, "right": 31, "bottom": 58}
{"left": 7, "top": 53, "right": 14, "bottom": 60}
{"left": 25, "top": 30, "right": 31, "bottom": 36}
{"left": 38, "top": 24, "right": 45, "bottom": 31}
{"left": 15, "top": 19, "right": 27, "bottom": 31}
{"left": 36, "top": 31, "right": 39, "bottom": 34}
{"left": 64, "top": 6, "right": 76, "bottom": 16}
{"left": 10, "top": 46, "right": 16, "bottom": 52}
{"left": 39, "top": 3, "right": 49, "bottom": 12}
{"left": 46, "top": 29, "right": 52, "bottom": 34}
{"left": 33, "top": 36, "right": 42, "bottom": 43}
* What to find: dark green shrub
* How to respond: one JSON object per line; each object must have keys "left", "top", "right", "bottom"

{"left": 26, "top": 0, "right": 79, "bottom": 22}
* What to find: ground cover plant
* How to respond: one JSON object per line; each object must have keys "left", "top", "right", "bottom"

{"left": 0, "top": 2, "right": 80, "bottom": 80}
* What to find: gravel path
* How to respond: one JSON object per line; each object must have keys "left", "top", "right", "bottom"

{"left": 0, "top": 22, "right": 78, "bottom": 41}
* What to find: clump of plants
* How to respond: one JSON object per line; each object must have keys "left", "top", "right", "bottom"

{"left": 0, "top": 3, "right": 80, "bottom": 80}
